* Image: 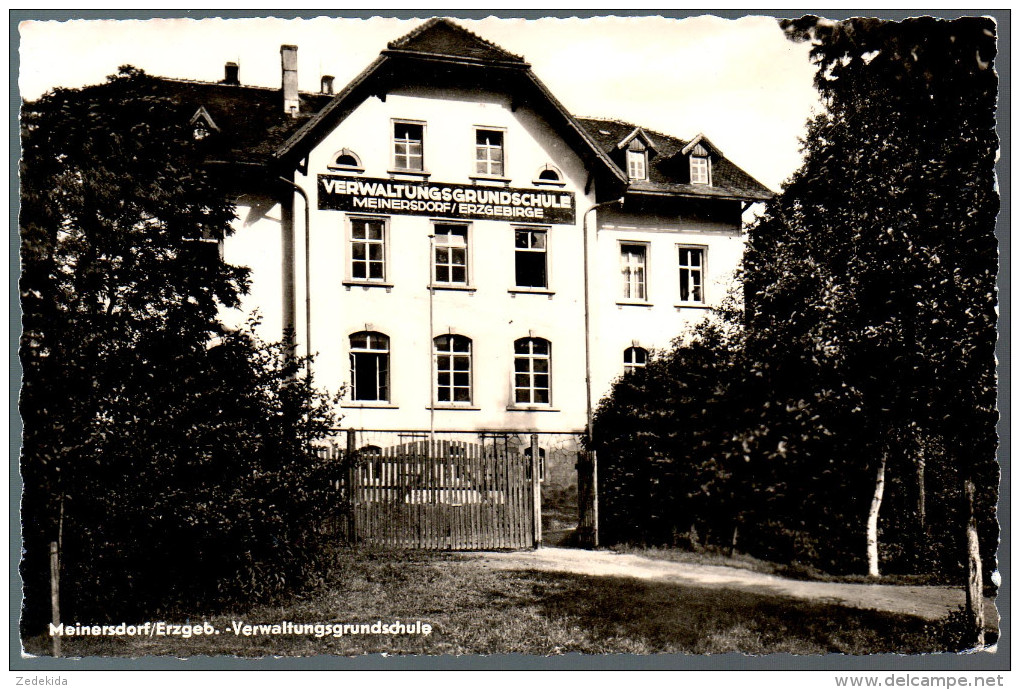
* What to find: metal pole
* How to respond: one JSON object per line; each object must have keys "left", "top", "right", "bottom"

{"left": 428, "top": 233, "right": 436, "bottom": 442}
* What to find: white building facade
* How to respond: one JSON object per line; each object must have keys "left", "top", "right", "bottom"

{"left": 185, "top": 19, "right": 770, "bottom": 538}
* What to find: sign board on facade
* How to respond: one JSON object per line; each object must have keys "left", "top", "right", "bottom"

{"left": 318, "top": 174, "right": 576, "bottom": 224}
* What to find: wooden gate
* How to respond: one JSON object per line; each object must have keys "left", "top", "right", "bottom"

{"left": 347, "top": 440, "right": 538, "bottom": 550}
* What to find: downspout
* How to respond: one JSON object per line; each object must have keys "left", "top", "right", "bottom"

{"left": 278, "top": 176, "right": 312, "bottom": 381}
{"left": 581, "top": 196, "right": 624, "bottom": 550}
{"left": 582, "top": 197, "right": 624, "bottom": 439}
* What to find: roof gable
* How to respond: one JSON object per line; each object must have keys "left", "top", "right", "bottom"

{"left": 616, "top": 127, "right": 657, "bottom": 154}
{"left": 276, "top": 20, "right": 627, "bottom": 190}
{"left": 386, "top": 18, "right": 526, "bottom": 64}
{"left": 681, "top": 132, "right": 723, "bottom": 158}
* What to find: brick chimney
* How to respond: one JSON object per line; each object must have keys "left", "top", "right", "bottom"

{"left": 320, "top": 75, "right": 335, "bottom": 95}
{"left": 223, "top": 61, "right": 240, "bottom": 86}
{"left": 280, "top": 44, "right": 299, "bottom": 116}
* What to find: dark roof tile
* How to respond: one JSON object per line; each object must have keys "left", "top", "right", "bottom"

{"left": 576, "top": 116, "right": 772, "bottom": 201}
{"left": 386, "top": 18, "right": 526, "bottom": 64}
{"left": 153, "top": 79, "right": 332, "bottom": 164}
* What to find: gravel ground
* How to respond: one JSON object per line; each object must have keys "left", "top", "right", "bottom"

{"left": 475, "top": 547, "right": 998, "bottom": 623}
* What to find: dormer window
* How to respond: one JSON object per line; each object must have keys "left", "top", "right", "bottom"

{"left": 683, "top": 139, "right": 715, "bottom": 186}
{"left": 617, "top": 128, "right": 655, "bottom": 181}
{"left": 189, "top": 106, "right": 219, "bottom": 141}
{"left": 690, "top": 155, "right": 710, "bottom": 185}
{"left": 626, "top": 149, "right": 647, "bottom": 181}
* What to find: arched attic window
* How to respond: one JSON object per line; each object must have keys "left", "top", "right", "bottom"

{"left": 533, "top": 164, "right": 565, "bottom": 186}
{"left": 329, "top": 148, "right": 364, "bottom": 172}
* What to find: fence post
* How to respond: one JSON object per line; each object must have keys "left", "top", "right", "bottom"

{"left": 50, "top": 541, "right": 60, "bottom": 658}
{"left": 530, "top": 434, "right": 542, "bottom": 548}
{"left": 346, "top": 429, "right": 357, "bottom": 543}
{"left": 576, "top": 449, "right": 599, "bottom": 549}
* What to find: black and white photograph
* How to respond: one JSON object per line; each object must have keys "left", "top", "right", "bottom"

{"left": 13, "top": 11, "right": 1005, "bottom": 676}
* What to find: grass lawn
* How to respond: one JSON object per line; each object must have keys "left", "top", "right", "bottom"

{"left": 23, "top": 548, "right": 969, "bottom": 657}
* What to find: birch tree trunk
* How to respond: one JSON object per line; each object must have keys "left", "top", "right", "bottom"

{"left": 964, "top": 479, "right": 985, "bottom": 647}
{"left": 917, "top": 448, "right": 926, "bottom": 531}
{"left": 866, "top": 452, "right": 887, "bottom": 577}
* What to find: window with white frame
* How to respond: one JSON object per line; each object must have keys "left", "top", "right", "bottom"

{"left": 350, "top": 217, "right": 386, "bottom": 282}
{"left": 623, "top": 346, "right": 648, "bottom": 375}
{"left": 626, "top": 149, "right": 647, "bottom": 181}
{"left": 678, "top": 246, "right": 705, "bottom": 303}
{"left": 433, "top": 224, "right": 469, "bottom": 285}
{"left": 475, "top": 129, "right": 504, "bottom": 177}
{"left": 434, "top": 335, "right": 472, "bottom": 404}
{"left": 620, "top": 243, "right": 648, "bottom": 301}
{"left": 690, "top": 156, "right": 710, "bottom": 185}
{"left": 514, "top": 228, "right": 547, "bottom": 288}
{"left": 514, "top": 337, "right": 551, "bottom": 405}
{"left": 393, "top": 121, "right": 424, "bottom": 171}
{"left": 349, "top": 332, "right": 389, "bottom": 402}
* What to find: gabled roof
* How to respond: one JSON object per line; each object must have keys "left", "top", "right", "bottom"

{"left": 276, "top": 18, "right": 627, "bottom": 189}
{"left": 386, "top": 17, "right": 526, "bottom": 65}
{"left": 578, "top": 117, "right": 772, "bottom": 201}
{"left": 90, "top": 20, "right": 770, "bottom": 203}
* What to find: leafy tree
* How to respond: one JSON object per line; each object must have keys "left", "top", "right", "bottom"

{"left": 752, "top": 15, "right": 998, "bottom": 576}
{"left": 20, "top": 68, "right": 340, "bottom": 630}
{"left": 593, "top": 17, "right": 997, "bottom": 586}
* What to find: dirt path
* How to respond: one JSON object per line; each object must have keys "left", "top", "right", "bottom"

{"left": 474, "top": 547, "right": 997, "bottom": 622}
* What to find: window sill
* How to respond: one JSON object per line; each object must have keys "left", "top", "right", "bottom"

{"left": 509, "top": 288, "right": 555, "bottom": 297}
{"left": 531, "top": 179, "right": 566, "bottom": 187}
{"left": 506, "top": 406, "right": 560, "bottom": 412}
{"left": 341, "top": 402, "right": 399, "bottom": 409}
{"left": 428, "top": 284, "right": 476, "bottom": 293}
{"left": 387, "top": 168, "right": 430, "bottom": 179}
{"left": 344, "top": 281, "right": 394, "bottom": 290}
{"left": 616, "top": 300, "right": 653, "bottom": 308}
{"left": 327, "top": 165, "right": 364, "bottom": 174}
{"left": 468, "top": 175, "right": 512, "bottom": 185}
{"left": 428, "top": 405, "right": 481, "bottom": 411}
{"left": 674, "top": 302, "right": 711, "bottom": 310}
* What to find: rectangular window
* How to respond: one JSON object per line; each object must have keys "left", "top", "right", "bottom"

{"left": 627, "top": 149, "right": 647, "bottom": 180}
{"left": 350, "top": 332, "right": 389, "bottom": 402}
{"left": 393, "top": 121, "right": 424, "bottom": 171}
{"left": 514, "top": 338, "right": 551, "bottom": 405}
{"left": 514, "top": 228, "right": 547, "bottom": 288}
{"left": 620, "top": 243, "right": 647, "bottom": 301}
{"left": 475, "top": 129, "right": 504, "bottom": 177}
{"left": 433, "top": 224, "right": 469, "bottom": 285}
{"left": 350, "top": 217, "right": 386, "bottom": 282}
{"left": 678, "top": 246, "right": 705, "bottom": 303}
{"left": 690, "top": 156, "right": 710, "bottom": 185}
{"left": 435, "top": 335, "right": 472, "bottom": 404}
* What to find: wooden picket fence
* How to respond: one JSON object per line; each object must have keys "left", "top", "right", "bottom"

{"left": 346, "top": 440, "right": 538, "bottom": 550}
